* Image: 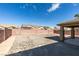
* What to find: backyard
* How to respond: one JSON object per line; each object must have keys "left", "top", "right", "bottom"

{"left": 5, "top": 32, "right": 79, "bottom": 56}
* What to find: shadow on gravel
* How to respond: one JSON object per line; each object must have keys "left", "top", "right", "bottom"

{"left": 6, "top": 36, "right": 79, "bottom": 56}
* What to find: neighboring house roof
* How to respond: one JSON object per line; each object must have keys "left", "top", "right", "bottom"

{"left": 21, "top": 24, "right": 33, "bottom": 27}
{"left": 0, "top": 24, "right": 17, "bottom": 28}
{"left": 0, "top": 26, "right": 5, "bottom": 30}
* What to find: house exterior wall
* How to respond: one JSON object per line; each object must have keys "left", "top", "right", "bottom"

{"left": 21, "top": 27, "right": 32, "bottom": 29}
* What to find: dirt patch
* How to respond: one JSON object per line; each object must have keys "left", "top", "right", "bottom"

{"left": 7, "top": 34, "right": 58, "bottom": 55}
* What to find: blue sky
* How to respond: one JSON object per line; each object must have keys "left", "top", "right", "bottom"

{"left": 0, "top": 3, "right": 79, "bottom": 27}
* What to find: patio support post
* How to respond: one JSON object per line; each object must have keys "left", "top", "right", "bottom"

{"left": 71, "top": 27, "right": 75, "bottom": 39}
{"left": 60, "top": 26, "right": 64, "bottom": 42}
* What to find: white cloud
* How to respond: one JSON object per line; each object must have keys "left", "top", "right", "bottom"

{"left": 25, "top": 4, "right": 29, "bottom": 6}
{"left": 22, "top": 5, "right": 26, "bottom": 8}
{"left": 47, "top": 3, "right": 60, "bottom": 12}
{"left": 21, "top": 4, "right": 37, "bottom": 10}
{"left": 23, "top": 4, "right": 29, "bottom": 8}
{"left": 73, "top": 4, "right": 78, "bottom": 6}
{"left": 32, "top": 5, "right": 37, "bottom": 10}
{"left": 20, "top": 4, "right": 27, "bottom": 9}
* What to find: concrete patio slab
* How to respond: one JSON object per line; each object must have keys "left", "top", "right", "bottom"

{"left": 65, "top": 38, "right": 79, "bottom": 46}
{"left": 0, "top": 36, "right": 16, "bottom": 56}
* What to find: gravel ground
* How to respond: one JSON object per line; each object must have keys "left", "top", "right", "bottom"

{"left": 6, "top": 34, "right": 79, "bottom": 56}
{"left": 6, "top": 34, "right": 58, "bottom": 55}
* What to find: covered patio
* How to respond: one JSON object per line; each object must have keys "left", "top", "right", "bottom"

{"left": 57, "top": 18, "right": 79, "bottom": 42}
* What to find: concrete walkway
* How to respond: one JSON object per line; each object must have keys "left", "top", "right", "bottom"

{"left": 0, "top": 36, "right": 16, "bottom": 56}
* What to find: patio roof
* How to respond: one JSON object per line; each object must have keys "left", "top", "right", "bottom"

{"left": 57, "top": 18, "right": 79, "bottom": 42}
{"left": 57, "top": 18, "right": 79, "bottom": 27}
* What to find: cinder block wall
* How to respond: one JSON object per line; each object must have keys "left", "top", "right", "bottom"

{"left": 12, "top": 29, "right": 54, "bottom": 35}
{"left": 0, "top": 30, "right": 5, "bottom": 43}
{"left": 5, "top": 28, "right": 12, "bottom": 40}
{"left": 0, "top": 28, "right": 12, "bottom": 43}
{"left": 53, "top": 30, "right": 71, "bottom": 35}
{"left": 53, "top": 29, "right": 79, "bottom": 35}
